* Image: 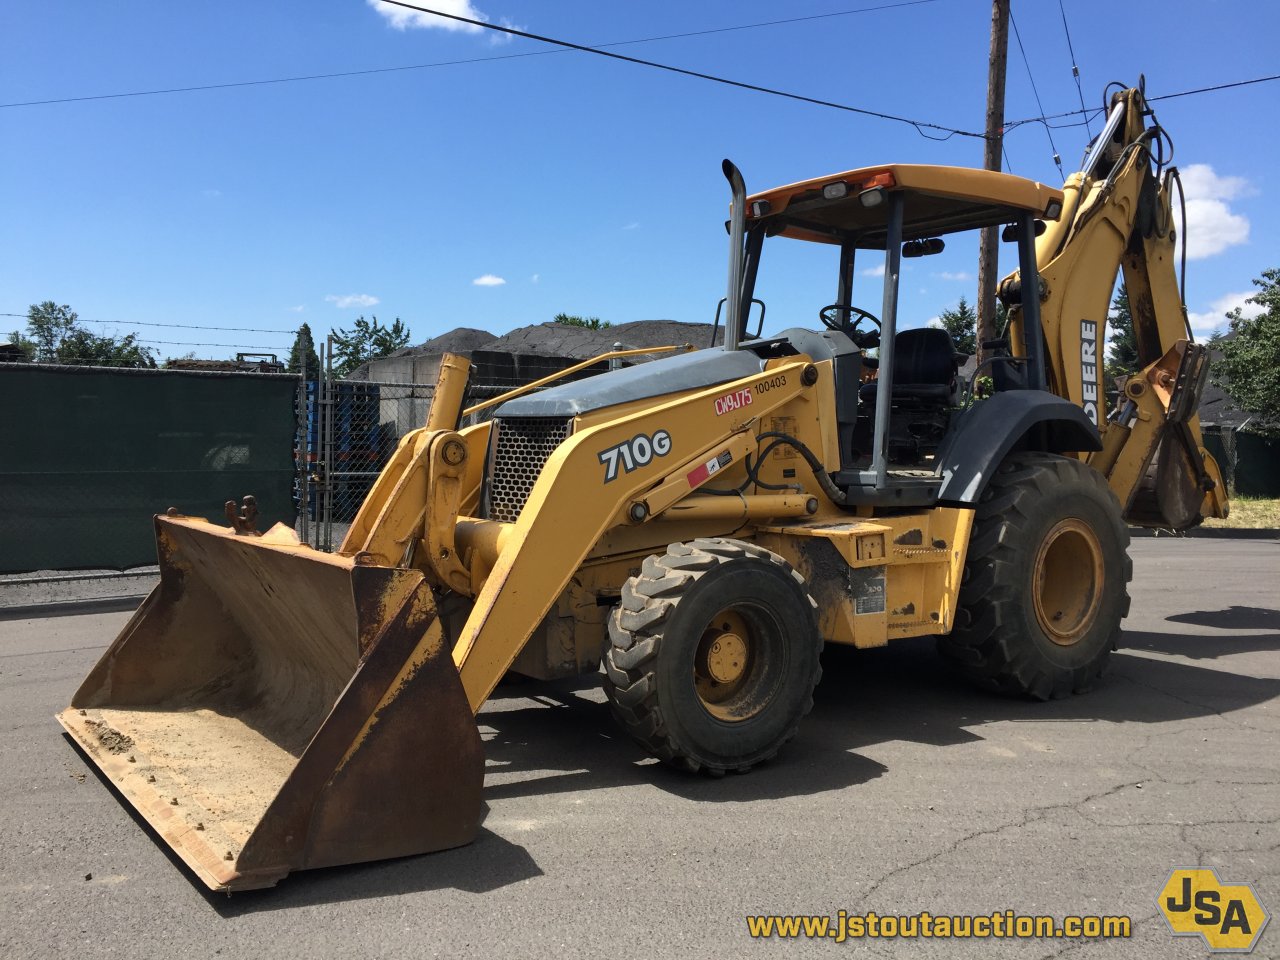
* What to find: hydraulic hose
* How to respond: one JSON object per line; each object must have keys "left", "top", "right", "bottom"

{"left": 753, "top": 431, "right": 849, "bottom": 506}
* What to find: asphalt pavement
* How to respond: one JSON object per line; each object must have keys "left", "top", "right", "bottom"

{"left": 2, "top": 537, "right": 1276, "bottom": 960}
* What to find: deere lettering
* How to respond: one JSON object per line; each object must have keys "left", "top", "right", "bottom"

{"left": 1080, "top": 320, "right": 1099, "bottom": 425}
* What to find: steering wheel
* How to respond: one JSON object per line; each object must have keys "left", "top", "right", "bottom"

{"left": 818, "top": 303, "right": 881, "bottom": 347}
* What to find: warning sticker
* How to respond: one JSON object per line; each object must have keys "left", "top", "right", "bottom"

{"left": 852, "top": 570, "right": 887, "bottom": 615}
{"left": 686, "top": 450, "right": 733, "bottom": 489}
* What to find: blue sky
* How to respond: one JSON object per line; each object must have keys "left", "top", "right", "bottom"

{"left": 2, "top": 0, "right": 1276, "bottom": 361}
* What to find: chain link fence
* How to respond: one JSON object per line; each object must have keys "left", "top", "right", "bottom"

{"left": 296, "top": 351, "right": 616, "bottom": 552}
{"left": 0, "top": 352, "right": 623, "bottom": 611}
{"left": 295, "top": 378, "right": 434, "bottom": 551}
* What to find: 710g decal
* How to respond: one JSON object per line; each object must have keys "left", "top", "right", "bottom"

{"left": 599, "top": 430, "right": 672, "bottom": 482}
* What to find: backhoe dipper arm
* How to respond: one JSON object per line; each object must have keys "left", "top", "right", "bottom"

{"left": 1008, "top": 85, "right": 1227, "bottom": 528}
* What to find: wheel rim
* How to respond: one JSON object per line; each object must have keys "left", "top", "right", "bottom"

{"left": 1032, "top": 518, "right": 1104, "bottom": 646}
{"left": 693, "top": 606, "right": 781, "bottom": 721}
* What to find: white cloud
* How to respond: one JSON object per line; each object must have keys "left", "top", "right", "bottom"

{"left": 1174, "top": 164, "right": 1252, "bottom": 260}
{"left": 325, "top": 293, "right": 380, "bottom": 309}
{"left": 366, "top": 0, "right": 489, "bottom": 34}
{"left": 473, "top": 274, "right": 506, "bottom": 287}
{"left": 489, "top": 17, "right": 521, "bottom": 44}
{"left": 286, "top": 304, "right": 306, "bottom": 313}
{"left": 860, "top": 263, "right": 885, "bottom": 278}
{"left": 937, "top": 271, "right": 973, "bottom": 282}
{"left": 1181, "top": 163, "right": 1250, "bottom": 202}
{"left": 622, "top": 222, "right": 640, "bottom": 231}
{"left": 925, "top": 316, "right": 943, "bottom": 329}
{"left": 201, "top": 188, "right": 221, "bottom": 198}
{"left": 530, "top": 273, "right": 540, "bottom": 284}
{"left": 1187, "top": 290, "right": 1264, "bottom": 337}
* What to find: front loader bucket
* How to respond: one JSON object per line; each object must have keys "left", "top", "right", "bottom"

{"left": 57, "top": 515, "right": 484, "bottom": 892}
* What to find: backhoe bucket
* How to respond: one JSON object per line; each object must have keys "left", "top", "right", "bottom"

{"left": 57, "top": 515, "right": 484, "bottom": 892}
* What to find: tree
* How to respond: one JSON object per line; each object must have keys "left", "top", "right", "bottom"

{"left": 1210, "top": 268, "right": 1280, "bottom": 435}
{"left": 6, "top": 329, "right": 35, "bottom": 360}
{"left": 329, "top": 315, "right": 410, "bottom": 377}
{"left": 936, "top": 296, "right": 976, "bottom": 355}
{"left": 554, "top": 312, "right": 611, "bottom": 330}
{"left": 58, "top": 329, "right": 156, "bottom": 368}
{"left": 1105, "top": 288, "right": 1139, "bottom": 380}
{"left": 26, "top": 301, "right": 80, "bottom": 362}
{"left": 287, "top": 322, "right": 320, "bottom": 376}
{"left": 23, "top": 300, "right": 155, "bottom": 367}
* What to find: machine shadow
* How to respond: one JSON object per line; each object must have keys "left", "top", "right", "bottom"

{"left": 63, "top": 734, "right": 542, "bottom": 914}
{"left": 210, "top": 819, "right": 542, "bottom": 917}
{"left": 69, "top": 618, "right": 1280, "bottom": 914}
{"left": 478, "top": 631, "right": 1280, "bottom": 804}
{"left": 1124, "top": 630, "right": 1280, "bottom": 660}
{"left": 1166, "top": 605, "right": 1280, "bottom": 631}
{"left": 1124, "top": 606, "right": 1280, "bottom": 658}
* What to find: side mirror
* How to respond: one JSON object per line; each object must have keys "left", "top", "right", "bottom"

{"left": 1001, "top": 220, "right": 1046, "bottom": 242}
{"left": 902, "top": 238, "right": 945, "bottom": 258}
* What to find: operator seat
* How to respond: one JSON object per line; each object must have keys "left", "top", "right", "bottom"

{"left": 859, "top": 327, "right": 960, "bottom": 404}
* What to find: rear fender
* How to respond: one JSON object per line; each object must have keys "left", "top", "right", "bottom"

{"left": 936, "top": 391, "right": 1101, "bottom": 505}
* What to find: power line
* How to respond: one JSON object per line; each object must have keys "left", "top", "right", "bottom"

{"left": 3, "top": 4, "right": 1274, "bottom": 153}
{"left": 1149, "top": 73, "right": 1280, "bottom": 102}
{"left": 1055, "top": 0, "right": 1092, "bottom": 139}
{"left": 1048, "top": 108, "right": 1104, "bottom": 130}
{"left": 1009, "top": 10, "right": 1064, "bottom": 177}
{"left": 329, "top": 0, "right": 988, "bottom": 141}
{"left": 0, "top": 0, "right": 954, "bottom": 128}
{"left": 88, "top": 318, "right": 298, "bottom": 334}
{"left": 1, "top": 312, "right": 298, "bottom": 334}
{"left": 1006, "top": 73, "right": 1280, "bottom": 129}
{"left": 0, "top": 53, "right": 553, "bottom": 110}
{"left": 134, "top": 339, "right": 291, "bottom": 349}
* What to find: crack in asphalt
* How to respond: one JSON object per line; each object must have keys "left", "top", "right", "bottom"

{"left": 1119, "top": 671, "right": 1271, "bottom": 733}
{"left": 855, "top": 780, "right": 1146, "bottom": 909}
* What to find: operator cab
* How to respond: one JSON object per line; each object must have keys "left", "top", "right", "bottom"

{"left": 720, "top": 161, "right": 1064, "bottom": 506}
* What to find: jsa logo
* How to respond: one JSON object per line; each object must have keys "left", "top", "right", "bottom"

{"left": 714, "top": 388, "right": 753, "bottom": 416}
{"left": 598, "top": 430, "right": 672, "bottom": 483}
{"left": 1157, "top": 867, "right": 1270, "bottom": 952}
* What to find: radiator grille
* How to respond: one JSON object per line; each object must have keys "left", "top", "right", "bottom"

{"left": 486, "top": 416, "right": 573, "bottom": 523}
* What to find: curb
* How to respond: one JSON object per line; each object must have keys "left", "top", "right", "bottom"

{"left": 0, "top": 595, "right": 147, "bottom": 622}
{"left": 1128, "top": 527, "right": 1280, "bottom": 540}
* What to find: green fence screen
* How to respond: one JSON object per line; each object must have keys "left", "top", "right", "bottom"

{"left": 0, "top": 364, "right": 298, "bottom": 573}
{"left": 1203, "top": 425, "right": 1280, "bottom": 498}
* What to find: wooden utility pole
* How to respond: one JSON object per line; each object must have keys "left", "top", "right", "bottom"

{"left": 976, "top": 0, "right": 1010, "bottom": 364}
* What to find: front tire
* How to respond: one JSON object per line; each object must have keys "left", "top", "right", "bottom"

{"left": 604, "top": 538, "right": 823, "bottom": 774}
{"left": 938, "top": 453, "right": 1132, "bottom": 699}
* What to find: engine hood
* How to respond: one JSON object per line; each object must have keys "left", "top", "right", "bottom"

{"left": 492, "top": 328, "right": 856, "bottom": 419}
{"left": 493, "top": 347, "right": 766, "bottom": 418}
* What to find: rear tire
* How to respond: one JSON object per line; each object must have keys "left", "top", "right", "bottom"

{"left": 938, "top": 453, "right": 1131, "bottom": 699}
{"left": 604, "top": 538, "right": 823, "bottom": 775}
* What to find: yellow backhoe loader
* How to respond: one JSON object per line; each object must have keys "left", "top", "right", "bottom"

{"left": 60, "top": 81, "right": 1226, "bottom": 891}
